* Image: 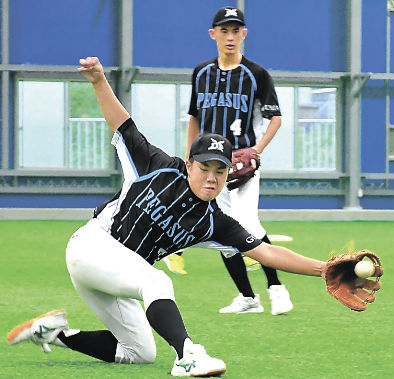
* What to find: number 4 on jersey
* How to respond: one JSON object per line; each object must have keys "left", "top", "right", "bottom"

{"left": 230, "top": 119, "right": 242, "bottom": 136}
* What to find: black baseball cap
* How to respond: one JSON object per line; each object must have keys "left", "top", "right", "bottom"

{"left": 212, "top": 7, "right": 245, "bottom": 27}
{"left": 189, "top": 133, "right": 232, "bottom": 168}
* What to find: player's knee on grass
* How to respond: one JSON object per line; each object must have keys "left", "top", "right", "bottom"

{"left": 142, "top": 269, "right": 175, "bottom": 309}
{"left": 115, "top": 342, "right": 156, "bottom": 364}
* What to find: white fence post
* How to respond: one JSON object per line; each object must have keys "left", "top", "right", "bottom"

{"left": 298, "top": 119, "right": 336, "bottom": 170}
{"left": 68, "top": 118, "right": 109, "bottom": 169}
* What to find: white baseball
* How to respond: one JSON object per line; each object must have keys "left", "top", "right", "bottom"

{"left": 354, "top": 260, "right": 375, "bottom": 278}
{"left": 236, "top": 162, "right": 243, "bottom": 171}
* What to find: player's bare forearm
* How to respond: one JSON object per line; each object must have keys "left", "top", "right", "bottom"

{"left": 253, "top": 116, "right": 281, "bottom": 154}
{"left": 186, "top": 116, "right": 200, "bottom": 160}
{"left": 78, "top": 57, "right": 130, "bottom": 132}
{"left": 244, "top": 242, "right": 326, "bottom": 277}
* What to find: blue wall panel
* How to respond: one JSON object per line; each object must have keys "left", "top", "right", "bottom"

{"left": 0, "top": 194, "right": 108, "bottom": 208}
{"left": 133, "top": 0, "right": 236, "bottom": 68}
{"left": 9, "top": 0, "right": 118, "bottom": 66}
{"left": 391, "top": 13, "right": 394, "bottom": 73}
{"left": 362, "top": 0, "right": 386, "bottom": 73}
{"left": 259, "top": 196, "right": 344, "bottom": 209}
{"left": 245, "top": 0, "right": 347, "bottom": 72}
{"left": 361, "top": 81, "right": 386, "bottom": 172}
{"left": 0, "top": 5, "right": 2, "bottom": 62}
{"left": 361, "top": 196, "right": 394, "bottom": 209}
{"left": 0, "top": 194, "right": 345, "bottom": 210}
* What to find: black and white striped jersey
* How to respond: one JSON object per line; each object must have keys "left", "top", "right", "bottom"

{"left": 189, "top": 56, "right": 281, "bottom": 149}
{"left": 94, "top": 118, "right": 262, "bottom": 264}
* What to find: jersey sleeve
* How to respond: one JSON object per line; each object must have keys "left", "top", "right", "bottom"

{"left": 188, "top": 67, "right": 198, "bottom": 117}
{"left": 258, "top": 69, "right": 282, "bottom": 120}
{"left": 210, "top": 210, "right": 262, "bottom": 253}
{"left": 111, "top": 118, "right": 180, "bottom": 180}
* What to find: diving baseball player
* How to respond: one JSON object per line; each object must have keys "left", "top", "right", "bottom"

{"left": 7, "top": 57, "right": 333, "bottom": 377}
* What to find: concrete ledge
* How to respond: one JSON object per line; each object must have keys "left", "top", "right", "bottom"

{"left": 1, "top": 208, "right": 394, "bottom": 221}
{"left": 259, "top": 209, "right": 394, "bottom": 221}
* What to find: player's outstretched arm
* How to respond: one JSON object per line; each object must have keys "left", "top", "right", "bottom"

{"left": 78, "top": 57, "right": 130, "bottom": 132}
{"left": 245, "top": 243, "right": 384, "bottom": 312}
{"left": 244, "top": 242, "right": 326, "bottom": 277}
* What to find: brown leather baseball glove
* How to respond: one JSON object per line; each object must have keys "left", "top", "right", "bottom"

{"left": 323, "top": 250, "right": 383, "bottom": 311}
{"left": 227, "top": 148, "right": 260, "bottom": 191}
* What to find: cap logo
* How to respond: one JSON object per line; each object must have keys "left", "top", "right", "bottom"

{"left": 225, "top": 8, "right": 238, "bottom": 17}
{"left": 208, "top": 138, "right": 224, "bottom": 152}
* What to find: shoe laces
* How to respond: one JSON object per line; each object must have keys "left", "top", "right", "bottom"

{"left": 269, "top": 286, "right": 289, "bottom": 300}
{"left": 231, "top": 293, "right": 245, "bottom": 305}
{"left": 186, "top": 342, "right": 207, "bottom": 357}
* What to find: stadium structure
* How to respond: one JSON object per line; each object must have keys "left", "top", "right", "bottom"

{"left": 1, "top": 0, "right": 394, "bottom": 220}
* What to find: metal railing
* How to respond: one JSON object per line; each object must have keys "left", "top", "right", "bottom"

{"left": 296, "top": 119, "right": 336, "bottom": 170}
{"left": 68, "top": 118, "right": 111, "bottom": 169}
{"left": 67, "top": 118, "right": 336, "bottom": 171}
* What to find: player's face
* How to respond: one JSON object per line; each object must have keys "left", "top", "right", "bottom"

{"left": 209, "top": 23, "right": 247, "bottom": 56}
{"left": 186, "top": 160, "right": 229, "bottom": 201}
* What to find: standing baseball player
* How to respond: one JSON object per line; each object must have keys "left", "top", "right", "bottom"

{"left": 178, "top": 6, "right": 292, "bottom": 315}
{"left": 6, "top": 57, "right": 334, "bottom": 377}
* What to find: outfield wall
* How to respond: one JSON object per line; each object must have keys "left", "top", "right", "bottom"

{"left": 1, "top": 0, "right": 394, "bottom": 212}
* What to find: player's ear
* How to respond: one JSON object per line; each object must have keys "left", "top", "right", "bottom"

{"left": 208, "top": 28, "right": 216, "bottom": 40}
{"left": 242, "top": 27, "right": 248, "bottom": 39}
{"left": 185, "top": 159, "right": 192, "bottom": 175}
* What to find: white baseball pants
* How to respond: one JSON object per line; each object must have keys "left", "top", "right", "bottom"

{"left": 65, "top": 219, "right": 175, "bottom": 364}
{"left": 217, "top": 171, "right": 266, "bottom": 256}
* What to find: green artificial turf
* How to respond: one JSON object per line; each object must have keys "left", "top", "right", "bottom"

{"left": 0, "top": 220, "right": 392, "bottom": 378}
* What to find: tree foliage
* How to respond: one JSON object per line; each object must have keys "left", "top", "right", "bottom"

{"left": 69, "top": 82, "right": 103, "bottom": 118}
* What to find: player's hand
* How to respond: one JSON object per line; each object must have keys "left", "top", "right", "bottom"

{"left": 250, "top": 147, "right": 260, "bottom": 169}
{"left": 250, "top": 158, "right": 257, "bottom": 170}
{"left": 226, "top": 147, "right": 260, "bottom": 190}
{"left": 78, "top": 57, "right": 105, "bottom": 84}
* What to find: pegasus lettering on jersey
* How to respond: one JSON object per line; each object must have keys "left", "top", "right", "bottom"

{"left": 189, "top": 57, "right": 282, "bottom": 149}
{"left": 96, "top": 119, "right": 264, "bottom": 264}
{"left": 136, "top": 188, "right": 196, "bottom": 246}
{"left": 197, "top": 92, "right": 248, "bottom": 112}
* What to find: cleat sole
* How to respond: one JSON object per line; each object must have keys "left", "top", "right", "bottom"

{"left": 6, "top": 309, "right": 65, "bottom": 344}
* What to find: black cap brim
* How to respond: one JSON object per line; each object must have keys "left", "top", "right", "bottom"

{"left": 213, "top": 18, "right": 245, "bottom": 27}
{"left": 192, "top": 153, "right": 232, "bottom": 168}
